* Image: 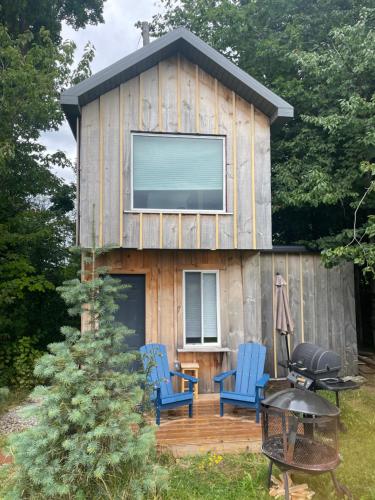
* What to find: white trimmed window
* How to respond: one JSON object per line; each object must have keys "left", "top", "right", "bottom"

{"left": 131, "top": 133, "right": 225, "bottom": 212}
{"left": 183, "top": 271, "right": 220, "bottom": 345}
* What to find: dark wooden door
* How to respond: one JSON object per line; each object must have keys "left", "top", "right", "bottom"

{"left": 114, "top": 274, "right": 146, "bottom": 351}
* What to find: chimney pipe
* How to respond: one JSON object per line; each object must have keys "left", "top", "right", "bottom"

{"left": 141, "top": 22, "right": 150, "bottom": 46}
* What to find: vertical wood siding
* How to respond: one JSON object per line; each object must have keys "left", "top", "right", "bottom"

{"left": 79, "top": 55, "right": 272, "bottom": 249}
{"left": 122, "top": 76, "right": 139, "bottom": 248}
{"left": 80, "top": 100, "right": 100, "bottom": 247}
{"left": 101, "top": 249, "right": 357, "bottom": 392}
{"left": 101, "top": 88, "right": 120, "bottom": 246}
{"left": 254, "top": 109, "right": 272, "bottom": 248}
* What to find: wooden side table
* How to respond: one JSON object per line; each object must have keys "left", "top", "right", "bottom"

{"left": 180, "top": 362, "right": 199, "bottom": 399}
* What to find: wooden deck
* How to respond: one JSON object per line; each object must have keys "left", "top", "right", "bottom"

{"left": 156, "top": 394, "right": 262, "bottom": 457}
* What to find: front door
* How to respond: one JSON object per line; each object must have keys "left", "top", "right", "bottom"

{"left": 114, "top": 274, "right": 146, "bottom": 351}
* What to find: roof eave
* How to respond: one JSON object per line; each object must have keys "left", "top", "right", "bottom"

{"left": 270, "top": 106, "right": 294, "bottom": 125}
{"left": 61, "top": 99, "right": 80, "bottom": 136}
{"left": 61, "top": 27, "right": 294, "bottom": 138}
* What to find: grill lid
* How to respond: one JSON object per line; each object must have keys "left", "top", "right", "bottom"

{"left": 291, "top": 343, "right": 341, "bottom": 374}
{"left": 262, "top": 388, "right": 339, "bottom": 416}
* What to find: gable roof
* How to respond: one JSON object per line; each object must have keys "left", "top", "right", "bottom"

{"left": 61, "top": 27, "right": 293, "bottom": 136}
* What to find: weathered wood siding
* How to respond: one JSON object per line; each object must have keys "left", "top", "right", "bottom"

{"left": 264, "top": 253, "right": 358, "bottom": 378}
{"left": 101, "top": 249, "right": 357, "bottom": 392}
{"left": 79, "top": 55, "right": 272, "bottom": 250}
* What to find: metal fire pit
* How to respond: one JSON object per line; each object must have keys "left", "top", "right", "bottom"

{"left": 261, "top": 388, "right": 352, "bottom": 499}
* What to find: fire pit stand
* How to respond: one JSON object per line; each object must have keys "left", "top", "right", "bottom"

{"left": 261, "top": 388, "right": 352, "bottom": 499}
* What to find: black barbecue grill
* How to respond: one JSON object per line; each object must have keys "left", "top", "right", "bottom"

{"left": 280, "top": 342, "right": 343, "bottom": 391}
{"left": 291, "top": 343, "right": 341, "bottom": 380}
{"left": 280, "top": 342, "right": 360, "bottom": 426}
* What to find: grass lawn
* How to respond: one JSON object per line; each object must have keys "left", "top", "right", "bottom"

{"left": 162, "top": 386, "right": 375, "bottom": 500}
{"left": 1, "top": 386, "right": 375, "bottom": 499}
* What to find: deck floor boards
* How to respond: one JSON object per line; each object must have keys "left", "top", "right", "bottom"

{"left": 156, "top": 394, "right": 262, "bottom": 456}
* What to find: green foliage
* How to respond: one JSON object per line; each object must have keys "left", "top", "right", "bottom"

{"left": 0, "top": 0, "right": 106, "bottom": 41}
{"left": 4, "top": 248, "right": 166, "bottom": 499}
{"left": 0, "top": 386, "right": 9, "bottom": 404}
{"left": 0, "top": 344, "right": 12, "bottom": 387}
{"left": 0, "top": 336, "right": 42, "bottom": 388}
{"left": 12, "top": 337, "right": 43, "bottom": 389}
{"left": 0, "top": 1, "right": 101, "bottom": 386}
{"left": 293, "top": 12, "right": 375, "bottom": 274}
{"left": 153, "top": 0, "right": 375, "bottom": 274}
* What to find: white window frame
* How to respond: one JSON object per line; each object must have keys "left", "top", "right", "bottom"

{"left": 182, "top": 270, "right": 221, "bottom": 347}
{"left": 130, "top": 132, "right": 227, "bottom": 214}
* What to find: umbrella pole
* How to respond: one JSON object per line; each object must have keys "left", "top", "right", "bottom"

{"left": 284, "top": 334, "right": 291, "bottom": 366}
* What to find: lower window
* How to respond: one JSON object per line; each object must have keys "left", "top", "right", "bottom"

{"left": 184, "top": 271, "right": 220, "bottom": 345}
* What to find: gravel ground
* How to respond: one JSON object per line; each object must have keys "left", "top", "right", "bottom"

{"left": 0, "top": 399, "right": 39, "bottom": 435}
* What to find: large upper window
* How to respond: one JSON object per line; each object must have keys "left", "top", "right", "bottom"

{"left": 132, "top": 133, "right": 225, "bottom": 212}
{"left": 184, "top": 271, "right": 220, "bottom": 345}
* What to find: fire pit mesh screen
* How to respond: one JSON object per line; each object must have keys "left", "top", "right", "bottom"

{"left": 262, "top": 407, "right": 339, "bottom": 472}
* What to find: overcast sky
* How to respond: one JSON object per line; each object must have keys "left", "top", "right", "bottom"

{"left": 41, "top": 0, "right": 164, "bottom": 183}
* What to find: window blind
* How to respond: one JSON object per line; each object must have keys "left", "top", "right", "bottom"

{"left": 132, "top": 134, "right": 224, "bottom": 211}
{"left": 202, "top": 273, "right": 217, "bottom": 341}
{"left": 185, "top": 272, "right": 202, "bottom": 343}
{"left": 184, "top": 272, "right": 218, "bottom": 345}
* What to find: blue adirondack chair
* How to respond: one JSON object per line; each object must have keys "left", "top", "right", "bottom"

{"left": 140, "top": 343, "right": 199, "bottom": 425}
{"left": 213, "top": 343, "right": 269, "bottom": 423}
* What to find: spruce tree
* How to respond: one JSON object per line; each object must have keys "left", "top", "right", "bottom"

{"left": 6, "top": 248, "right": 166, "bottom": 499}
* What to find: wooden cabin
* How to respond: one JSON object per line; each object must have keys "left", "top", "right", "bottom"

{"left": 61, "top": 28, "right": 357, "bottom": 393}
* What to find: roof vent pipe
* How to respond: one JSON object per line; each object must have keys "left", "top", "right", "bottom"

{"left": 141, "top": 22, "right": 150, "bottom": 46}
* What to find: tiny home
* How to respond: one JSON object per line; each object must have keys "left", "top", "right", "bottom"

{"left": 61, "top": 28, "right": 357, "bottom": 392}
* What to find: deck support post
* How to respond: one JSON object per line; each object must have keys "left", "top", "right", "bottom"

{"left": 220, "top": 401, "right": 224, "bottom": 417}
{"left": 156, "top": 407, "right": 161, "bottom": 426}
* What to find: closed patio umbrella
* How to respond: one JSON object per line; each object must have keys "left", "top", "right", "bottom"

{"left": 275, "top": 273, "right": 294, "bottom": 363}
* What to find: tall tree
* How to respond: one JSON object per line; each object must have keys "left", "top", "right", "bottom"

{"left": 151, "top": 0, "right": 375, "bottom": 273}
{"left": 0, "top": 0, "right": 105, "bottom": 40}
{"left": 0, "top": 1, "right": 105, "bottom": 386}
{"left": 289, "top": 9, "right": 375, "bottom": 274}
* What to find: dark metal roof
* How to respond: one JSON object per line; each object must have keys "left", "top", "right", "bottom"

{"left": 61, "top": 27, "right": 293, "bottom": 136}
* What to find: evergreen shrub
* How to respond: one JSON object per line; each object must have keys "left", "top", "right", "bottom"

{"left": 5, "top": 248, "right": 166, "bottom": 499}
